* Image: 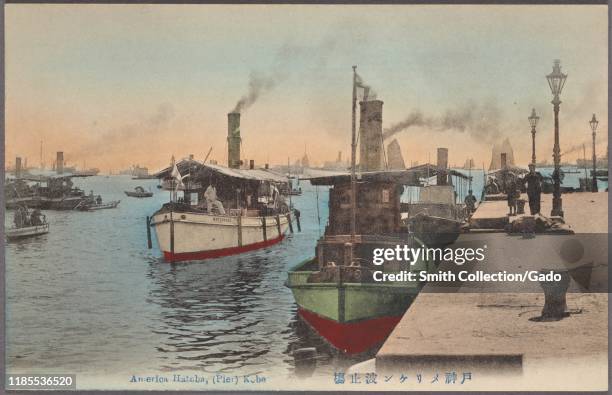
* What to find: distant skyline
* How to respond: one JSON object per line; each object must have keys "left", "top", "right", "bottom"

{"left": 5, "top": 4, "right": 608, "bottom": 172}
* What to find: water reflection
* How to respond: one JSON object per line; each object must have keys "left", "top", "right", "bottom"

{"left": 146, "top": 251, "right": 295, "bottom": 373}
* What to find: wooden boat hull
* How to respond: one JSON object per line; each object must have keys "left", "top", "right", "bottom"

{"left": 151, "top": 210, "right": 292, "bottom": 262}
{"left": 286, "top": 258, "right": 421, "bottom": 354}
{"left": 81, "top": 201, "right": 120, "bottom": 211}
{"left": 6, "top": 197, "right": 42, "bottom": 209}
{"left": 125, "top": 191, "right": 153, "bottom": 198}
{"left": 6, "top": 223, "right": 49, "bottom": 239}
{"left": 6, "top": 196, "right": 84, "bottom": 210}
{"left": 406, "top": 214, "right": 462, "bottom": 247}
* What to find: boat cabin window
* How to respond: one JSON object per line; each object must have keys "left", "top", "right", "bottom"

{"left": 382, "top": 189, "right": 390, "bottom": 203}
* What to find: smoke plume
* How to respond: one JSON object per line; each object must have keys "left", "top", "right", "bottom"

{"left": 382, "top": 102, "right": 503, "bottom": 144}
{"left": 563, "top": 135, "right": 608, "bottom": 157}
{"left": 232, "top": 72, "right": 278, "bottom": 113}
{"left": 231, "top": 37, "right": 340, "bottom": 113}
{"left": 72, "top": 103, "right": 175, "bottom": 161}
{"left": 355, "top": 73, "right": 377, "bottom": 101}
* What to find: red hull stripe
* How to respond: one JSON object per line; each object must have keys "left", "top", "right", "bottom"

{"left": 298, "top": 308, "right": 402, "bottom": 354}
{"left": 163, "top": 235, "right": 284, "bottom": 262}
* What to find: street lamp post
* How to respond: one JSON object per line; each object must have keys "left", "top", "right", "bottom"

{"left": 528, "top": 108, "right": 539, "bottom": 166}
{"left": 589, "top": 113, "right": 599, "bottom": 192}
{"left": 546, "top": 59, "right": 567, "bottom": 217}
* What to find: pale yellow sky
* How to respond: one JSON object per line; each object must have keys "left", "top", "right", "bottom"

{"left": 5, "top": 4, "right": 608, "bottom": 172}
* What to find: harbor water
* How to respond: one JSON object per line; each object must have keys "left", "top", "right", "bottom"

{"left": 6, "top": 167, "right": 606, "bottom": 384}
{"left": 5, "top": 175, "right": 377, "bottom": 383}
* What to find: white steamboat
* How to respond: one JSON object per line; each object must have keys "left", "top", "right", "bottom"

{"left": 149, "top": 112, "right": 299, "bottom": 263}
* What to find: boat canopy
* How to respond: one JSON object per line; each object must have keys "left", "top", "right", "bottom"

{"left": 153, "top": 159, "right": 288, "bottom": 184}
{"left": 487, "top": 166, "right": 529, "bottom": 177}
{"left": 303, "top": 163, "right": 469, "bottom": 186}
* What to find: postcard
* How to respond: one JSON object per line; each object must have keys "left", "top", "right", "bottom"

{"left": 3, "top": 2, "right": 608, "bottom": 392}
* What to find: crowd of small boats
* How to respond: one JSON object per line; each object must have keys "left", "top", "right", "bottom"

{"left": 4, "top": 170, "right": 160, "bottom": 241}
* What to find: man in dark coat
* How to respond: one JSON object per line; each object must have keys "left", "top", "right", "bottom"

{"left": 464, "top": 189, "right": 477, "bottom": 214}
{"left": 506, "top": 179, "right": 518, "bottom": 215}
{"left": 523, "top": 164, "right": 543, "bottom": 215}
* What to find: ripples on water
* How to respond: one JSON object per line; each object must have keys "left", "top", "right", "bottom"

{"left": 6, "top": 175, "right": 361, "bottom": 378}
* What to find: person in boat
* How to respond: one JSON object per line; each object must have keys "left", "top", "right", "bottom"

{"left": 464, "top": 189, "right": 477, "bottom": 214}
{"left": 278, "top": 194, "right": 289, "bottom": 214}
{"left": 204, "top": 183, "right": 225, "bottom": 215}
{"left": 14, "top": 206, "right": 30, "bottom": 228}
{"left": 30, "top": 209, "right": 44, "bottom": 226}
{"left": 268, "top": 184, "right": 280, "bottom": 211}
{"left": 522, "top": 164, "right": 543, "bottom": 215}
{"left": 96, "top": 195, "right": 102, "bottom": 205}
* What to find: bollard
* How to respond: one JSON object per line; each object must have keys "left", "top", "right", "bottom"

{"left": 538, "top": 269, "right": 570, "bottom": 320}
{"left": 287, "top": 213, "right": 294, "bottom": 233}
{"left": 146, "top": 216, "right": 152, "bottom": 249}
{"left": 275, "top": 214, "right": 281, "bottom": 237}
{"left": 294, "top": 209, "right": 301, "bottom": 232}
{"left": 169, "top": 212, "right": 175, "bottom": 263}
{"left": 293, "top": 347, "right": 317, "bottom": 378}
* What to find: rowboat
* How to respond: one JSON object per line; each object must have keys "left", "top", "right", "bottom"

{"left": 6, "top": 223, "right": 49, "bottom": 240}
{"left": 6, "top": 206, "right": 49, "bottom": 240}
{"left": 77, "top": 200, "right": 120, "bottom": 211}
{"left": 125, "top": 186, "right": 153, "bottom": 198}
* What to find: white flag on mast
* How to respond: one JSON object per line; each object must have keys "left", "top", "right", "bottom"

{"left": 170, "top": 162, "right": 186, "bottom": 191}
{"left": 355, "top": 73, "right": 376, "bottom": 101}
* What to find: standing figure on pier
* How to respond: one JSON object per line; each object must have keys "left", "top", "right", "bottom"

{"left": 523, "top": 164, "right": 543, "bottom": 215}
{"left": 507, "top": 179, "right": 518, "bottom": 215}
{"left": 464, "top": 189, "right": 477, "bottom": 214}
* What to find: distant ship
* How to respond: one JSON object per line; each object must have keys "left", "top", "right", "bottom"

{"left": 74, "top": 168, "right": 100, "bottom": 176}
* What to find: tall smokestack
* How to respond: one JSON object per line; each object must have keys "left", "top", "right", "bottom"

{"left": 437, "top": 147, "right": 448, "bottom": 186}
{"left": 359, "top": 100, "right": 384, "bottom": 171}
{"left": 501, "top": 152, "right": 507, "bottom": 169}
{"left": 56, "top": 151, "right": 64, "bottom": 175}
{"left": 15, "top": 157, "right": 22, "bottom": 178}
{"left": 227, "top": 112, "right": 241, "bottom": 169}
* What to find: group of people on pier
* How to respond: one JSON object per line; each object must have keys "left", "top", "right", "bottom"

{"left": 502, "top": 164, "right": 543, "bottom": 216}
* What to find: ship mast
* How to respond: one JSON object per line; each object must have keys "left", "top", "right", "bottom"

{"left": 350, "top": 66, "right": 357, "bottom": 261}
